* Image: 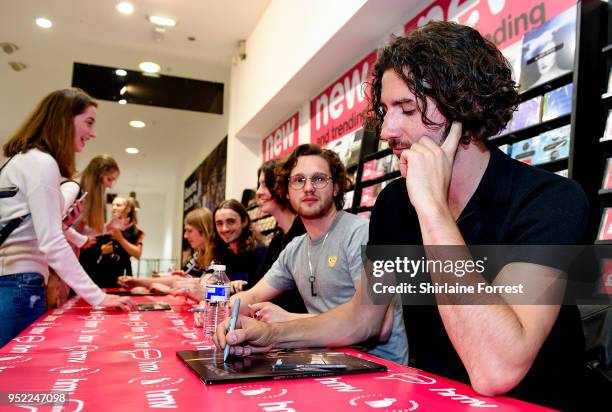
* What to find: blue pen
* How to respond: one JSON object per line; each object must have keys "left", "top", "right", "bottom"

{"left": 224, "top": 298, "right": 240, "bottom": 362}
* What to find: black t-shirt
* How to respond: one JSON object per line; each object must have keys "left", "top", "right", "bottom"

{"left": 81, "top": 224, "right": 144, "bottom": 288}
{"left": 217, "top": 243, "right": 267, "bottom": 284}
{"left": 369, "top": 146, "right": 588, "bottom": 410}
{"left": 250, "top": 217, "right": 308, "bottom": 314}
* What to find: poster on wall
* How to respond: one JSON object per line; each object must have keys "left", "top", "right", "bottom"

{"left": 182, "top": 136, "right": 227, "bottom": 263}
{"left": 310, "top": 51, "right": 377, "bottom": 147}
{"left": 262, "top": 112, "right": 299, "bottom": 162}
{"left": 182, "top": 137, "right": 227, "bottom": 218}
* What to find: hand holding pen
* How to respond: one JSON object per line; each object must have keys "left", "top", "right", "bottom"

{"left": 224, "top": 298, "right": 241, "bottom": 362}
{"left": 212, "top": 309, "right": 275, "bottom": 357}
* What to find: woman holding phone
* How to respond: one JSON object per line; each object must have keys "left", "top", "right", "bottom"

{"left": 0, "top": 88, "right": 132, "bottom": 347}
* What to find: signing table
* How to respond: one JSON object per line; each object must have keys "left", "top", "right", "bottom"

{"left": 0, "top": 294, "right": 553, "bottom": 411}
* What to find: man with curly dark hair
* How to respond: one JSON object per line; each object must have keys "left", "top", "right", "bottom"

{"left": 228, "top": 143, "right": 409, "bottom": 365}
{"left": 215, "top": 22, "right": 588, "bottom": 410}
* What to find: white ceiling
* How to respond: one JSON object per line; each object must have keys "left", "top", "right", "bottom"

{"left": 0, "top": 0, "right": 270, "bottom": 194}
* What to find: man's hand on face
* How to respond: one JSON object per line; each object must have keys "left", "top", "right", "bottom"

{"left": 213, "top": 315, "right": 275, "bottom": 357}
{"left": 399, "top": 121, "right": 462, "bottom": 214}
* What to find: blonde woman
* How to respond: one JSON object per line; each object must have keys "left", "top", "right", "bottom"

{"left": 119, "top": 208, "right": 214, "bottom": 294}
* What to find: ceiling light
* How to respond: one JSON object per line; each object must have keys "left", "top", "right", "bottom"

{"left": 36, "top": 18, "right": 52, "bottom": 29}
{"left": 138, "top": 61, "right": 160, "bottom": 73}
{"left": 126, "top": 147, "right": 140, "bottom": 154}
{"left": 119, "top": 86, "right": 127, "bottom": 95}
{"left": 118, "top": 99, "right": 127, "bottom": 105}
{"left": 115, "top": 69, "right": 127, "bottom": 76}
{"left": 129, "top": 120, "right": 145, "bottom": 128}
{"left": 147, "top": 15, "right": 177, "bottom": 27}
{"left": 116, "top": 2, "right": 134, "bottom": 14}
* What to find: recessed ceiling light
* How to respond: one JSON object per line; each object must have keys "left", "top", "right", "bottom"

{"left": 138, "top": 61, "right": 160, "bottom": 73}
{"left": 35, "top": 18, "right": 52, "bottom": 29}
{"left": 116, "top": 2, "right": 134, "bottom": 14}
{"left": 129, "top": 120, "right": 145, "bottom": 128}
{"left": 119, "top": 86, "right": 127, "bottom": 95}
{"left": 126, "top": 147, "right": 140, "bottom": 154}
{"left": 115, "top": 69, "right": 127, "bottom": 76}
{"left": 118, "top": 99, "right": 127, "bottom": 105}
{"left": 147, "top": 15, "right": 177, "bottom": 27}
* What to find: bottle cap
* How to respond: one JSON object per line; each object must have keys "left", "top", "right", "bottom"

{"left": 212, "top": 264, "right": 226, "bottom": 272}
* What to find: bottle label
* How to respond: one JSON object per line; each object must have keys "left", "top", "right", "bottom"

{"left": 205, "top": 285, "right": 229, "bottom": 302}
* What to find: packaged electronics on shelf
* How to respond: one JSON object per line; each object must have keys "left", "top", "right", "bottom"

{"left": 509, "top": 96, "right": 542, "bottom": 132}
{"left": 344, "top": 190, "right": 354, "bottom": 210}
{"left": 602, "top": 158, "right": 612, "bottom": 191}
{"left": 511, "top": 136, "right": 540, "bottom": 165}
{"left": 326, "top": 135, "right": 351, "bottom": 166}
{"left": 378, "top": 139, "right": 388, "bottom": 151}
{"left": 326, "top": 131, "right": 362, "bottom": 167}
{"left": 541, "top": 83, "right": 573, "bottom": 122}
{"left": 361, "top": 154, "right": 398, "bottom": 182}
{"left": 598, "top": 208, "right": 612, "bottom": 241}
{"left": 511, "top": 124, "right": 570, "bottom": 166}
{"left": 254, "top": 215, "right": 276, "bottom": 233}
{"left": 360, "top": 184, "right": 383, "bottom": 208}
{"left": 533, "top": 124, "right": 570, "bottom": 164}
{"left": 603, "top": 110, "right": 612, "bottom": 142}
{"left": 499, "top": 144, "right": 511, "bottom": 156}
{"left": 346, "top": 132, "right": 362, "bottom": 167}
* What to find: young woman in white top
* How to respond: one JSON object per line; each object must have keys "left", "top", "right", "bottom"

{"left": 0, "top": 88, "right": 132, "bottom": 347}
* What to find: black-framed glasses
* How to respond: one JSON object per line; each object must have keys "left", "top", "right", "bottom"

{"left": 288, "top": 173, "right": 332, "bottom": 190}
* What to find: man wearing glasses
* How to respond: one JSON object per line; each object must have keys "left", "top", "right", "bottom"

{"left": 229, "top": 143, "right": 408, "bottom": 365}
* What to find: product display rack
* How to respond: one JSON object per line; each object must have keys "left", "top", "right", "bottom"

{"left": 576, "top": 0, "right": 611, "bottom": 242}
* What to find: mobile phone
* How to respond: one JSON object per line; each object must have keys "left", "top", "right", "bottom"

{"left": 136, "top": 303, "right": 171, "bottom": 311}
{"left": 62, "top": 191, "right": 88, "bottom": 225}
{"left": 76, "top": 191, "right": 88, "bottom": 203}
{"left": 0, "top": 186, "right": 19, "bottom": 198}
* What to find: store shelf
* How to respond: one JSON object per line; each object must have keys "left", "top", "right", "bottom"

{"left": 603, "top": 93, "right": 612, "bottom": 106}
{"left": 489, "top": 114, "right": 571, "bottom": 147}
{"left": 252, "top": 214, "right": 271, "bottom": 223}
{"left": 362, "top": 148, "right": 392, "bottom": 163}
{"left": 595, "top": 239, "right": 612, "bottom": 245}
{"left": 598, "top": 188, "right": 612, "bottom": 195}
{"left": 352, "top": 206, "right": 373, "bottom": 214}
{"left": 602, "top": 43, "right": 612, "bottom": 54}
{"left": 261, "top": 228, "right": 277, "bottom": 236}
{"left": 360, "top": 171, "right": 401, "bottom": 188}
{"left": 518, "top": 72, "right": 573, "bottom": 102}
{"left": 534, "top": 158, "right": 568, "bottom": 173}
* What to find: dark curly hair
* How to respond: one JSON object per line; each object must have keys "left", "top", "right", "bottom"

{"left": 276, "top": 144, "right": 351, "bottom": 212}
{"left": 257, "top": 159, "right": 290, "bottom": 208}
{"left": 365, "top": 21, "right": 519, "bottom": 142}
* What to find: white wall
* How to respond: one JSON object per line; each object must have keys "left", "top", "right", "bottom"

{"left": 226, "top": 0, "right": 369, "bottom": 199}
{"left": 225, "top": 0, "right": 424, "bottom": 199}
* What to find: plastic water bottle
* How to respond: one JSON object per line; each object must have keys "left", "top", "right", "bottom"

{"left": 203, "top": 264, "right": 230, "bottom": 339}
